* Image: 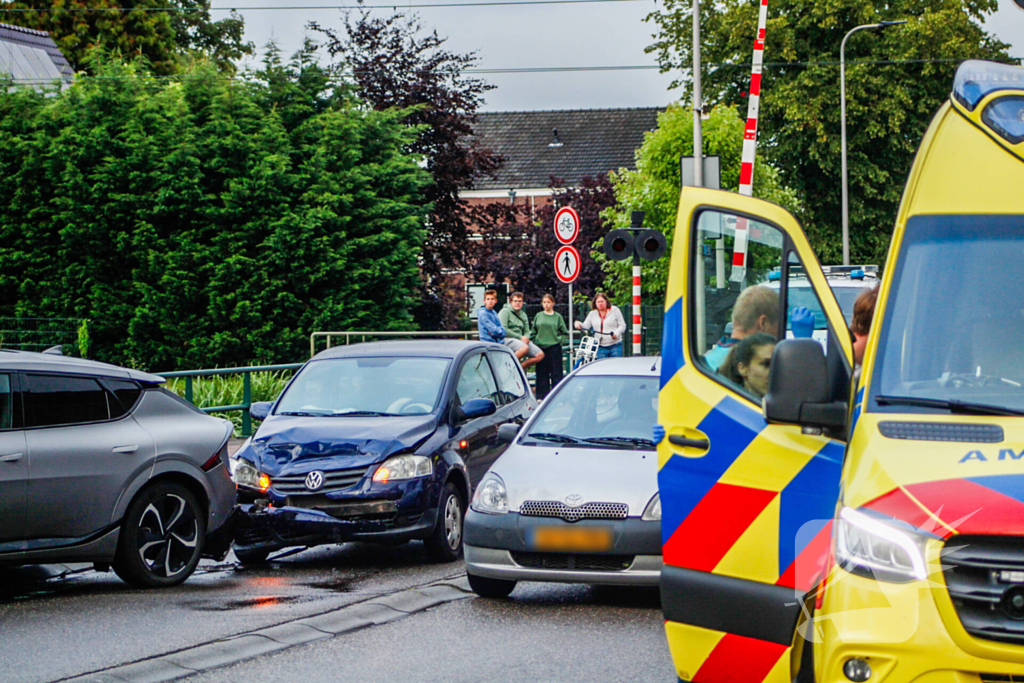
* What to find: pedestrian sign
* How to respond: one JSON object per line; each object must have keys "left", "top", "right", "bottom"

{"left": 554, "top": 207, "right": 580, "bottom": 245}
{"left": 554, "top": 245, "right": 581, "bottom": 284}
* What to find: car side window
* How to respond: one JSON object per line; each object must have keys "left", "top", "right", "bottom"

{"left": 691, "top": 210, "right": 785, "bottom": 404}
{"left": 0, "top": 374, "right": 14, "bottom": 430}
{"left": 456, "top": 354, "right": 500, "bottom": 407}
{"left": 24, "top": 374, "right": 111, "bottom": 428}
{"left": 105, "top": 379, "right": 142, "bottom": 418}
{"left": 488, "top": 351, "right": 527, "bottom": 401}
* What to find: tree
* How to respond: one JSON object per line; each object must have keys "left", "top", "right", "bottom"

{"left": 601, "top": 103, "right": 799, "bottom": 300}
{"left": 312, "top": 13, "right": 502, "bottom": 328}
{"left": 0, "top": 51, "right": 429, "bottom": 369}
{"left": 644, "top": 0, "right": 1011, "bottom": 264}
{"left": 0, "top": 0, "right": 252, "bottom": 74}
{"left": 471, "top": 175, "right": 618, "bottom": 301}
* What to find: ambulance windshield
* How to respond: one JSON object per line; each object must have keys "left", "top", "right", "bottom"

{"left": 870, "top": 215, "right": 1024, "bottom": 414}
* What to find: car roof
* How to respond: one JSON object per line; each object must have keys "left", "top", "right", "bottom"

{"left": 311, "top": 339, "right": 499, "bottom": 361}
{"left": 0, "top": 349, "right": 165, "bottom": 383}
{"left": 573, "top": 356, "right": 660, "bottom": 377}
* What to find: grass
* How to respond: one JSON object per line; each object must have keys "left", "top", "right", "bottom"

{"left": 165, "top": 371, "right": 293, "bottom": 436}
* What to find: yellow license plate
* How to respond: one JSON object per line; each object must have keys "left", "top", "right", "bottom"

{"left": 529, "top": 526, "right": 613, "bottom": 552}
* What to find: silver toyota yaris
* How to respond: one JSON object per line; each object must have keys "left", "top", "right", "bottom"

{"left": 0, "top": 350, "right": 237, "bottom": 587}
{"left": 464, "top": 357, "right": 662, "bottom": 598}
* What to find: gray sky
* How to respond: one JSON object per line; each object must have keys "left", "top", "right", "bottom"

{"left": 214, "top": 0, "right": 1024, "bottom": 111}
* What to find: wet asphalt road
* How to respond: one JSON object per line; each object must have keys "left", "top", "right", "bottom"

{"left": 0, "top": 542, "right": 675, "bottom": 683}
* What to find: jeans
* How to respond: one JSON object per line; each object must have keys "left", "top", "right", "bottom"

{"left": 597, "top": 342, "right": 623, "bottom": 359}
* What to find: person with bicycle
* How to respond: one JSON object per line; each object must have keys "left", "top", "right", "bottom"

{"left": 574, "top": 292, "right": 626, "bottom": 359}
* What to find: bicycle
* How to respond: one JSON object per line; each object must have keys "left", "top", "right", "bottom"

{"left": 572, "top": 329, "right": 615, "bottom": 369}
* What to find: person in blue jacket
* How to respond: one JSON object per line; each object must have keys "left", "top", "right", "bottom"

{"left": 477, "top": 289, "right": 508, "bottom": 344}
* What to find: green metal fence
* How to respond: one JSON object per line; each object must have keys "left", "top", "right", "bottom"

{"left": 0, "top": 318, "right": 88, "bottom": 356}
{"left": 158, "top": 363, "right": 304, "bottom": 437}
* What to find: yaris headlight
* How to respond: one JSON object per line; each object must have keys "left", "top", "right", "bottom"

{"left": 642, "top": 493, "right": 661, "bottom": 521}
{"left": 471, "top": 474, "right": 508, "bottom": 515}
{"left": 835, "top": 506, "right": 928, "bottom": 582}
{"left": 372, "top": 454, "right": 432, "bottom": 483}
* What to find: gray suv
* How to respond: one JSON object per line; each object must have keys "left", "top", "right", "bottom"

{"left": 0, "top": 350, "right": 237, "bottom": 587}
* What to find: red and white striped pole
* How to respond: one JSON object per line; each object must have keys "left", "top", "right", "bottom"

{"left": 632, "top": 261, "right": 642, "bottom": 355}
{"left": 731, "top": 0, "right": 769, "bottom": 285}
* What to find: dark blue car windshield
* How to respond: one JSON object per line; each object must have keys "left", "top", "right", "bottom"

{"left": 276, "top": 357, "right": 451, "bottom": 416}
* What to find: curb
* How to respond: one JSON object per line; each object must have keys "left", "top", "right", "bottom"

{"left": 62, "top": 576, "right": 472, "bottom": 683}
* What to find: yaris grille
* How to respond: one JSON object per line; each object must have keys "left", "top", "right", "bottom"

{"left": 519, "top": 500, "right": 628, "bottom": 522}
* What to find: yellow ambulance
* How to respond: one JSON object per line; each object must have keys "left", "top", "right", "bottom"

{"left": 657, "top": 59, "right": 1024, "bottom": 682}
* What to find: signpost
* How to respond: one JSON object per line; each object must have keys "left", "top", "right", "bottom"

{"left": 553, "top": 209, "right": 581, "bottom": 359}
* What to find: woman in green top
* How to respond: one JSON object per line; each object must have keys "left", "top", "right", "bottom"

{"left": 531, "top": 293, "right": 569, "bottom": 398}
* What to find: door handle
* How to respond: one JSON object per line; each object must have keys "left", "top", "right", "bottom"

{"left": 112, "top": 445, "right": 139, "bottom": 454}
{"left": 0, "top": 453, "right": 23, "bottom": 463}
{"left": 668, "top": 435, "right": 710, "bottom": 450}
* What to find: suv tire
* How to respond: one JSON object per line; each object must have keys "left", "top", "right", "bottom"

{"left": 424, "top": 482, "right": 464, "bottom": 562}
{"left": 113, "top": 482, "right": 205, "bottom": 588}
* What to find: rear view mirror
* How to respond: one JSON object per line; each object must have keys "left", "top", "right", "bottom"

{"left": 455, "top": 398, "right": 497, "bottom": 423}
{"left": 763, "top": 340, "right": 846, "bottom": 430}
{"left": 249, "top": 401, "right": 273, "bottom": 422}
{"left": 498, "top": 423, "right": 521, "bottom": 443}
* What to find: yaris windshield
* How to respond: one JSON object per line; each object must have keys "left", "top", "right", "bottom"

{"left": 276, "top": 357, "right": 451, "bottom": 416}
{"left": 870, "top": 215, "right": 1024, "bottom": 414}
{"left": 524, "top": 375, "right": 658, "bottom": 449}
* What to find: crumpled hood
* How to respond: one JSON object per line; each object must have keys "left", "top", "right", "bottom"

{"left": 244, "top": 414, "right": 438, "bottom": 475}
{"left": 847, "top": 416, "right": 1024, "bottom": 537}
{"left": 491, "top": 444, "right": 658, "bottom": 516}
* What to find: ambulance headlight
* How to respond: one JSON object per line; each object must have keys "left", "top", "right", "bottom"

{"left": 835, "top": 507, "right": 928, "bottom": 582}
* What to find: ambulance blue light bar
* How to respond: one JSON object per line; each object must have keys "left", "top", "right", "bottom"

{"left": 953, "top": 60, "right": 1024, "bottom": 112}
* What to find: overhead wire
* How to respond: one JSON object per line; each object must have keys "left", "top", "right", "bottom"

{"left": 4, "top": 0, "right": 649, "bottom": 11}
{"left": 3, "top": 56, "right": 1020, "bottom": 84}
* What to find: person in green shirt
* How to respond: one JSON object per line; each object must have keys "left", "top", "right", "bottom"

{"left": 531, "top": 293, "right": 569, "bottom": 398}
{"left": 498, "top": 291, "right": 544, "bottom": 369}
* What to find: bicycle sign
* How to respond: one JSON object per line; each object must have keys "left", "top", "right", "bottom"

{"left": 554, "top": 206, "right": 580, "bottom": 245}
{"left": 554, "top": 245, "right": 581, "bottom": 284}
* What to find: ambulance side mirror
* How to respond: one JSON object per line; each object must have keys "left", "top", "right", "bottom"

{"left": 764, "top": 339, "right": 846, "bottom": 430}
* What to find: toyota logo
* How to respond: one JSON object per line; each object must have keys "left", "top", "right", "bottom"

{"left": 305, "top": 471, "right": 324, "bottom": 491}
{"left": 565, "top": 494, "right": 583, "bottom": 506}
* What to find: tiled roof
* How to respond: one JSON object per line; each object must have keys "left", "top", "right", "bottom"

{"left": 0, "top": 22, "right": 74, "bottom": 85}
{"left": 470, "top": 107, "right": 662, "bottom": 191}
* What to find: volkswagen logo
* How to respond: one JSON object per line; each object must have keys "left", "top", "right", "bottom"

{"left": 304, "top": 471, "right": 325, "bottom": 491}
{"left": 565, "top": 494, "right": 583, "bottom": 506}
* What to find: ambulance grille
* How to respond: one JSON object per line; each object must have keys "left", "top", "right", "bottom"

{"left": 519, "top": 501, "right": 628, "bottom": 522}
{"left": 944, "top": 535, "right": 1024, "bottom": 646}
{"left": 877, "top": 421, "right": 1003, "bottom": 443}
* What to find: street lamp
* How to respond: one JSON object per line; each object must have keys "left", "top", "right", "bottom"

{"left": 840, "top": 20, "right": 906, "bottom": 266}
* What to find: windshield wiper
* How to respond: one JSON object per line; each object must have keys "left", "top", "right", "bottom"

{"left": 582, "top": 436, "right": 655, "bottom": 449}
{"left": 875, "top": 395, "right": 1024, "bottom": 417}
{"left": 278, "top": 410, "right": 332, "bottom": 417}
{"left": 526, "top": 432, "right": 584, "bottom": 444}
{"left": 330, "top": 410, "right": 400, "bottom": 417}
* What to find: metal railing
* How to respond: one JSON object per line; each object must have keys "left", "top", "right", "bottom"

{"left": 310, "top": 330, "right": 478, "bottom": 357}
{"left": 158, "top": 363, "right": 304, "bottom": 437}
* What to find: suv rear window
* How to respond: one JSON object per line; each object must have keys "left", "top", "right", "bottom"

{"left": 24, "top": 374, "right": 111, "bottom": 427}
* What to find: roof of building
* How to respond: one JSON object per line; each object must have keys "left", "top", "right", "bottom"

{"left": 470, "top": 107, "right": 662, "bottom": 191}
{"left": 0, "top": 22, "right": 74, "bottom": 85}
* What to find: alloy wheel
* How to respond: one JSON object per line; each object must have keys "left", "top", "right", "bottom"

{"left": 136, "top": 493, "right": 199, "bottom": 578}
{"left": 444, "top": 493, "right": 462, "bottom": 550}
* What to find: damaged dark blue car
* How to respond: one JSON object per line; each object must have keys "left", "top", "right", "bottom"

{"left": 231, "top": 340, "right": 536, "bottom": 564}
